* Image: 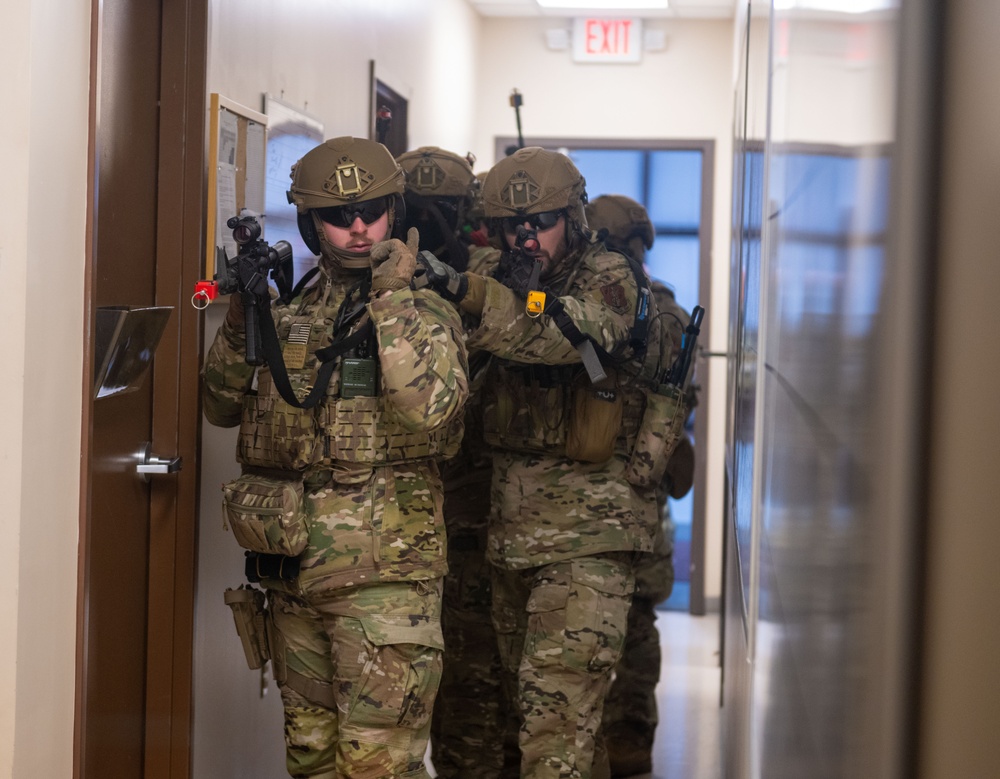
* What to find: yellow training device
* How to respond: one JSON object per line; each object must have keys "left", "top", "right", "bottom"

{"left": 526, "top": 290, "right": 546, "bottom": 318}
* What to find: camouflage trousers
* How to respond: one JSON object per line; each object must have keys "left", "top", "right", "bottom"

{"left": 267, "top": 580, "right": 444, "bottom": 778}
{"left": 601, "top": 596, "right": 661, "bottom": 753}
{"left": 491, "top": 555, "right": 635, "bottom": 779}
{"left": 429, "top": 520, "right": 515, "bottom": 778}
{"left": 601, "top": 511, "right": 674, "bottom": 774}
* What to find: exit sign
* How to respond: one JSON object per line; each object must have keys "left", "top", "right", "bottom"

{"left": 573, "top": 17, "right": 643, "bottom": 63}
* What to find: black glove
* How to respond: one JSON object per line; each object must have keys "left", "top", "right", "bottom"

{"left": 414, "top": 251, "right": 468, "bottom": 302}
{"left": 493, "top": 250, "right": 544, "bottom": 300}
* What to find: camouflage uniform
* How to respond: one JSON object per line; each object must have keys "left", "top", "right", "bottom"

{"left": 395, "top": 146, "right": 513, "bottom": 778}
{"left": 204, "top": 137, "right": 468, "bottom": 779}
{"left": 468, "top": 236, "right": 660, "bottom": 779}
{"left": 601, "top": 282, "right": 693, "bottom": 776}
{"left": 585, "top": 195, "right": 697, "bottom": 777}
{"left": 417, "top": 151, "right": 677, "bottom": 779}
{"left": 438, "top": 247, "right": 523, "bottom": 779}
{"left": 431, "top": 383, "right": 513, "bottom": 778}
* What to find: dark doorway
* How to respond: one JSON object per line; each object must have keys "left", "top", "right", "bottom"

{"left": 370, "top": 65, "right": 409, "bottom": 156}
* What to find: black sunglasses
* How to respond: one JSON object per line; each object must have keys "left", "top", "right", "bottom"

{"left": 500, "top": 210, "right": 562, "bottom": 234}
{"left": 316, "top": 198, "right": 388, "bottom": 228}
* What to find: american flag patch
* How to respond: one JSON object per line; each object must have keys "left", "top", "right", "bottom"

{"left": 283, "top": 323, "right": 311, "bottom": 369}
{"left": 288, "top": 323, "right": 311, "bottom": 344}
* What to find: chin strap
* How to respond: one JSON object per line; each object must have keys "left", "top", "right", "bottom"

{"left": 312, "top": 212, "right": 374, "bottom": 271}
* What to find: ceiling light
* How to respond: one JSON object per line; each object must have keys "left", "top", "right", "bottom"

{"left": 536, "top": 0, "right": 669, "bottom": 9}
{"left": 774, "top": 0, "right": 896, "bottom": 12}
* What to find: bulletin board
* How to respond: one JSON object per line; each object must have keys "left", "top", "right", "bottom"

{"left": 205, "top": 93, "right": 268, "bottom": 280}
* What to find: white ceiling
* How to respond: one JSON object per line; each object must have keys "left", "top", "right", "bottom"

{"left": 465, "top": 0, "right": 738, "bottom": 19}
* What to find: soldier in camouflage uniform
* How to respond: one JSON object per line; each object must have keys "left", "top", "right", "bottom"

{"left": 202, "top": 137, "right": 468, "bottom": 779}
{"left": 417, "top": 148, "right": 670, "bottom": 779}
{"left": 396, "top": 146, "right": 511, "bottom": 778}
{"left": 585, "top": 194, "right": 697, "bottom": 777}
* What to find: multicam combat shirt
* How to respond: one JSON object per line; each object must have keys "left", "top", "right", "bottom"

{"left": 466, "top": 240, "right": 661, "bottom": 570}
{"left": 202, "top": 269, "right": 469, "bottom": 595}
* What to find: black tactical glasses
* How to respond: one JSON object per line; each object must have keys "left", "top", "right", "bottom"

{"left": 500, "top": 210, "right": 563, "bottom": 234}
{"left": 316, "top": 197, "right": 389, "bottom": 228}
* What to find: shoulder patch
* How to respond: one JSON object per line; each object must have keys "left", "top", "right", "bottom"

{"left": 600, "top": 282, "right": 629, "bottom": 313}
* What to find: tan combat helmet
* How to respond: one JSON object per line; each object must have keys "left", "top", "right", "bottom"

{"left": 396, "top": 146, "right": 476, "bottom": 200}
{"left": 585, "top": 194, "right": 655, "bottom": 264}
{"left": 396, "top": 147, "right": 478, "bottom": 266}
{"left": 287, "top": 136, "right": 405, "bottom": 267}
{"left": 468, "top": 170, "right": 489, "bottom": 224}
{"left": 481, "top": 147, "right": 589, "bottom": 237}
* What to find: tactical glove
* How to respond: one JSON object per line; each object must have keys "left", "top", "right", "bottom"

{"left": 224, "top": 290, "right": 246, "bottom": 331}
{"left": 370, "top": 227, "right": 420, "bottom": 294}
{"left": 494, "top": 250, "right": 540, "bottom": 300}
{"left": 415, "top": 251, "right": 469, "bottom": 302}
{"left": 459, "top": 273, "right": 486, "bottom": 316}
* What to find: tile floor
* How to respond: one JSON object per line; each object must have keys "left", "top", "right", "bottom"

{"left": 628, "top": 609, "right": 723, "bottom": 779}
{"left": 428, "top": 609, "right": 723, "bottom": 779}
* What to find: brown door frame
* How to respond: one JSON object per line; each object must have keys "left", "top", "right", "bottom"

{"left": 144, "top": 0, "right": 209, "bottom": 775}
{"left": 75, "top": 0, "right": 208, "bottom": 775}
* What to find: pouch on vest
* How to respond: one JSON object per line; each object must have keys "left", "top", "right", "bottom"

{"left": 237, "top": 386, "right": 319, "bottom": 471}
{"left": 222, "top": 471, "right": 308, "bottom": 556}
{"left": 623, "top": 383, "right": 689, "bottom": 489}
{"left": 237, "top": 314, "right": 333, "bottom": 471}
{"left": 321, "top": 395, "right": 462, "bottom": 465}
{"left": 565, "top": 377, "right": 623, "bottom": 463}
{"left": 482, "top": 368, "right": 573, "bottom": 454}
{"left": 223, "top": 585, "right": 270, "bottom": 670}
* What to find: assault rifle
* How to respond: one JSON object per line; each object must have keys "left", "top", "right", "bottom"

{"left": 496, "top": 225, "right": 608, "bottom": 383}
{"left": 192, "top": 213, "right": 293, "bottom": 366}
{"left": 664, "top": 305, "right": 705, "bottom": 389}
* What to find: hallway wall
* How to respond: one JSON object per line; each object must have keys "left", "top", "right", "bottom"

{"left": 0, "top": 0, "right": 91, "bottom": 776}
{"left": 207, "top": 0, "right": 481, "bottom": 155}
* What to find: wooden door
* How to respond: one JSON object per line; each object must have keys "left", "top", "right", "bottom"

{"left": 76, "top": 0, "right": 207, "bottom": 776}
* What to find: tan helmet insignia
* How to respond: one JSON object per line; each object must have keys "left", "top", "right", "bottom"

{"left": 414, "top": 155, "right": 446, "bottom": 190}
{"left": 324, "top": 158, "right": 376, "bottom": 198}
{"left": 501, "top": 170, "right": 540, "bottom": 209}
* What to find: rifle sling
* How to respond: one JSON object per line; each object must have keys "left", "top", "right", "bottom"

{"left": 258, "top": 301, "right": 373, "bottom": 410}
{"left": 536, "top": 250, "right": 652, "bottom": 385}
{"left": 542, "top": 297, "right": 610, "bottom": 384}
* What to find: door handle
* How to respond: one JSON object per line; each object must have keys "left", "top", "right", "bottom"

{"left": 137, "top": 442, "right": 183, "bottom": 481}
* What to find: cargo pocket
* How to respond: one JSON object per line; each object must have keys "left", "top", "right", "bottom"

{"left": 523, "top": 580, "right": 571, "bottom": 665}
{"left": 350, "top": 616, "right": 444, "bottom": 731}
{"left": 222, "top": 472, "right": 308, "bottom": 556}
{"left": 562, "top": 560, "right": 634, "bottom": 674}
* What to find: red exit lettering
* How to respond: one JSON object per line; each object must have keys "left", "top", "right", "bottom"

{"left": 585, "top": 18, "right": 633, "bottom": 56}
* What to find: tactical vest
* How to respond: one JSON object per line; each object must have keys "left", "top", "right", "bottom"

{"left": 481, "top": 242, "right": 653, "bottom": 463}
{"left": 236, "top": 308, "right": 462, "bottom": 473}
{"left": 481, "top": 244, "right": 688, "bottom": 486}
